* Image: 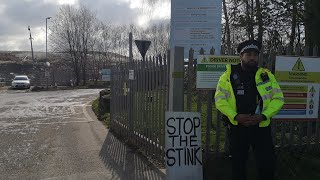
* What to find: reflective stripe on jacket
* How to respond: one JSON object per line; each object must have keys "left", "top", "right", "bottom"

{"left": 214, "top": 64, "right": 284, "bottom": 127}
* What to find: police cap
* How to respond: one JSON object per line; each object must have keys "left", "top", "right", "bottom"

{"left": 237, "top": 40, "right": 262, "bottom": 54}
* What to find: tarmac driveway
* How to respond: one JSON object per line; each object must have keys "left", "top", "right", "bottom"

{"left": 0, "top": 89, "right": 165, "bottom": 180}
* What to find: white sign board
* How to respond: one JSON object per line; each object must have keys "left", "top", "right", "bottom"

{"left": 196, "top": 55, "right": 240, "bottom": 89}
{"left": 170, "top": 0, "right": 222, "bottom": 57}
{"left": 165, "top": 112, "right": 202, "bottom": 180}
{"left": 101, "top": 69, "right": 111, "bottom": 81}
{"left": 45, "top": 70, "right": 50, "bottom": 78}
{"left": 274, "top": 56, "right": 320, "bottom": 119}
{"left": 129, "top": 70, "right": 134, "bottom": 80}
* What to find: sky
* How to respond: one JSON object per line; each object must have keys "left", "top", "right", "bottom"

{"left": 0, "top": 0, "right": 170, "bottom": 51}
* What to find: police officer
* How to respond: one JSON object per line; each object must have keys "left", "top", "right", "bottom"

{"left": 215, "top": 40, "right": 284, "bottom": 180}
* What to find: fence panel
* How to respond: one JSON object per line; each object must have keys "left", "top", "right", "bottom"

{"left": 110, "top": 56, "right": 168, "bottom": 164}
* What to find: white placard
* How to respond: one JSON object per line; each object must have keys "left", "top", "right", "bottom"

{"left": 129, "top": 70, "right": 134, "bottom": 80}
{"left": 165, "top": 112, "right": 202, "bottom": 180}
{"left": 45, "top": 70, "right": 50, "bottom": 78}
{"left": 170, "top": 0, "right": 222, "bottom": 57}
{"left": 101, "top": 69, "right": 111, "bottom": 82}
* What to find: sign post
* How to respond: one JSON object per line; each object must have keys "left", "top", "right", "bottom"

{"left": 166, "top": 47, "right": 203, "bottom": 180}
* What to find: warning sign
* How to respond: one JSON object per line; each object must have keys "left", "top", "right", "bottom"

{"left": 292, "top": 58, "right": 305, "bottom": 71}
{"left": 275, "top": 56, "right": 320, "bottom": 83}
{"left": 275, "top": 56, "right": 320, "bottom": 120}
{"left": 196, "top": 55, "right": 240, "bottom": 89}
{"left": 310, "top": 99, "right": 314, "bottom": 105}
{"left": 309, "top": 86, "right": 316, "bottom": 93}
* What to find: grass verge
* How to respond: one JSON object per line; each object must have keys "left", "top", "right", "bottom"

{"left": 92, "top": 98, "right": 110, "bottom": 128}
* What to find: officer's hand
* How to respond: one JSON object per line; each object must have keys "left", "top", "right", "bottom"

{"left": 249, "top": 114, "right": 264, "bottom": 125}
{"left": 235, "top": 114, "right": 252, "bottom": 126}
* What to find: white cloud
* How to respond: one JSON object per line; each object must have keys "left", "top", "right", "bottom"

{"left": 0, "top": 4, "right": 6, "bottom": 14}
{"left": 0, "top": 0, "right": 170, "bottom": 51}
{"left": 128, "top": 0, "right": 170, "bottom": 27}
{"left": 152, "top": 1, "right": 170, "bottom": 20}
{"left": 129, "top": 0, "right": 143, "bottom": 9}
{"left": 43, "top": 0, "right": 78, "bottom": 5}
{"left": 57, "top": 0, "right": 78, "bottom": 5}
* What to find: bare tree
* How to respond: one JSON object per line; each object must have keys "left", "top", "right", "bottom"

{"left": 50, "top": 5, "right": 97, "bottom": 86}
{"left": 78, "top": 6, "right": 97, "bottom": 85}
{"left": 223, "top": 0, "right": 231, "bottom": 53}
{"left": 255, "top": 0, "right": 263, "bottom": 43}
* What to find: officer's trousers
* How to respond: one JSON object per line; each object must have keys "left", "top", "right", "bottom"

{"left": 230, "top": 125, "right": 275, "bottom": 180}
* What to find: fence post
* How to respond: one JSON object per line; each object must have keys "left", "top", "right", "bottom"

{"left": 295, "top": 43, "right": 301, "bottom": 56}
{"left": 259, "top": 46, "right": 264, "bottom": 67}
{"left": 110, "top": 66, "right": 114, "bottom": 129}
{"left": 168, "top": 46, "right": 184, "bottom": 111}
{"left": 304, "top": 46, "right": 310, "bottom": 56}
{"left": 128, "top": 32, "right": 134, "bottom": 137}
{"left": 197, "top": 48, "right": 215, "bottom": 160}
{"left": 313, "top": 45, "right": 318, "bottom": 56}
{"left": 187, "top": 48, "right": 194, "bottom": 111}
{"left": 286, "top": 46, "right": 293, "bottom": 55}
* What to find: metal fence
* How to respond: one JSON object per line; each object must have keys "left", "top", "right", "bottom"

{"left": 110, "top": 46, "right": 320, "bottom": 165}
{"left": 110, "top": 54, "right": 169, "bottom": 163}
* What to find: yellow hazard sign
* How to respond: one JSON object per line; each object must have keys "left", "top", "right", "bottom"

{"left": 310, "top": 99, "right": 314, "bottom": 105}
{"left": 309, "top": 86, "right": 316, "bottom": 93}
{"left": 201, "top": 57, "right": 208, "bottom": 63}
{"left": 292, "top": 58, "right": 305, "bottom": 71}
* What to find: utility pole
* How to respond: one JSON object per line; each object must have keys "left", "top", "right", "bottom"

{"left": 28, "top": 26, "right": 34, "bottom": 61}
{"left": 46, "top": 17, "right": 52, "bottom": 89}
{"left": 28, "top": 26, "right": 36, "bottom": 87}
{"left": 46, "top": 17, "right": 51, "bottom": 59}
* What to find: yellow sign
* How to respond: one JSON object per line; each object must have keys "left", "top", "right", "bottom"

{"left": 292, "top": 58, "right": 305, "bottom": 71}
{"left": 310, "top": 99, "right": 314, "bottom": 105}
{"left": 275, "top": 72, "right": 320, "bottom": 83}
{"left": 275, "top": 56, "right": 320, "bottom": 83}
{"left": 309, "top": 86, "right": 316, "bottom": 93}
{"left": 172, "top": 72, "right": 184, "bottom": 78}
{"left": 199, "top": 56, "right": 240, "bottom": 64}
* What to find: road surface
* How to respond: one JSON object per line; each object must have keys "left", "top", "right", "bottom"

{"left": 0, "top": 89, "right": 165, "bottom": 180}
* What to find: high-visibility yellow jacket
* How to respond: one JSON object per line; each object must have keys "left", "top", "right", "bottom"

{"left": 215, "top": 64, "right": 284, "bottom": 127}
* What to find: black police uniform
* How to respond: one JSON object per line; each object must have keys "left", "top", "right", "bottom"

{"left": 229, "top": 40, "right": 275, "bottom": 180}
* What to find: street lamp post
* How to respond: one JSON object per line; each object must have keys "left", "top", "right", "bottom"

{"left": 28, "top": 26, "right": 36, "bottom": 87}
{"left": 46, "top": 17, "right": 51, "bottom": 59}
{"left": 28, "top": 26, "right": 34, "bottom": 61}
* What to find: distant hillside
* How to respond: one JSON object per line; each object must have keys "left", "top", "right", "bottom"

{"left": 0, "top": 52, "right": 19, "bottom": 63}
{"left": 0, "top": 51, "right": 50, "bottom": 63}
{"left": 0, "top": 51, "right": 129, "bottom": 83}
{"left": 0, "top": 51, "right": 54, "bottom": 81}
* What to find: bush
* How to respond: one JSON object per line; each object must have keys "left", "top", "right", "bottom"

{"left": 91, "top": 89, "right": 111, "bottom": 128}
